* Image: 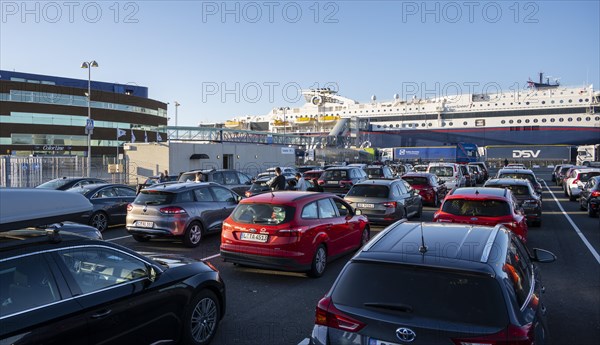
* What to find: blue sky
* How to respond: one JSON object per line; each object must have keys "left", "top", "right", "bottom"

{"left": 1, "top": 1, "right": 599, "bottom": 125}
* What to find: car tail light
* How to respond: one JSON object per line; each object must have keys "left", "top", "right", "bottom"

{"left": 452, "top": 323, "right": 533, "bottom": 345}
{"left": 276, "top": 229, "right": 301, "bottom": 237}
{"left": 315, "top": 296, "right": 365, "bottom": 332}
{"left": 382, "top": 201, "right": 397, "bottom": 208}
{"left": 317, "top": 179, "right": 325, "bottom": 185}
{"left": 159, "top": 206, "right": 187, "bottom": 214}
{"left": 572, "top": 178, "right": 579, "bottom": 185}
{"left": 126, "top": 203, "right": 133, "bottom": 212}
{"left": 592, "top": 191, "right": 600, "bottom": 197}
{"left": 245, "top": 191, "right": 252, "bottom": 197}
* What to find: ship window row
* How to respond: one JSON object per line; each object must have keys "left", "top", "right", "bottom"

{"left": 375, "top": 115, "right": 599, "bottom": 129}
{"left": 0, "top": 91, "right": 167, "bottom": 118}
{"left": 1, "top": 112, "right": 163, "bottom": 132}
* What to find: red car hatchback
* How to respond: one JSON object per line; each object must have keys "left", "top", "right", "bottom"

{"left": 402, "top": 172, "right": 448, "bottom": 206}
{"left": 433, "top": 187, "right": 528, "bottom": 242}
{"left": 220, "top": 191, "right": 370, "bottom": 277}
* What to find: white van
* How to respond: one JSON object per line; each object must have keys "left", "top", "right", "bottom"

{"left": 426, "top": 163, "right": 467, "bottom": 190}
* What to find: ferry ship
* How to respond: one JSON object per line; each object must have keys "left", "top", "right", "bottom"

{"left": 226, "top": 74, "right": 600, "bottom": 147}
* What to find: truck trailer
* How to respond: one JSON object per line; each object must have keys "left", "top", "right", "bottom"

{"left": 386, "top": 143, "right": 479, "bottom": 164}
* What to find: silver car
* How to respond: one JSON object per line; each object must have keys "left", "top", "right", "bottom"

{"left": 126, "top": 182, "right": 240, "bottom": 247}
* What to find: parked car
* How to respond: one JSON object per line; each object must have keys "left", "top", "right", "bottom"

{"left": 67, "top": 184, "right": 137, "bottom": 232}
{"left": 555, "top": 164, "right": 575, "bottom": 186}
{"left": 265, "top": 166, "right": 298, "bottom": 175}
{"left": 495, "top": 168, "right": 544, "bottom": 197}
{"left": 0, "top": 188, "right": 102, "bottom": 240}
{"left": 484, "top": 178, "right": 543, "bottom": 227}
{"left": 302, "top": 169, "right": 324, "bottom": 181}
{"left": 563, "top": 168, "right": 600, "bottom": 201}
{"left": 579, "top": 175, "right": 600, "bottom": 217}
{"left": 551, "top": 164, "right": 564, "bottom": 182}
{"left": 317, "top": 167, "right": 368, "bottom": 194}
{"left": 427, "top": 162, "right": 467, "bottom": 190}
{"left": 365, "top": 165, "right": 395, "bottom": 179}
{"left": 468, "top": 164, "right": 485, "bottom": 184}
{"left": 390, "top": 163, "right": 413, "bottom": 176}
{"left": 506, "top": 163, "right": 527, "bottom": 169}
{"left": 401, "top": 172, "right": 448, "bottom": 207}
{"left": 311, "top": 221, "right": 556, "bottom": 345}
{"left": 126, "top": 182, "right": 241, "bottom": 247}
{"left": 244, "top": 175, "right": 304, "bottom": 197}
{"left": 220, "top": 192, "right": 370, "bottom": 277}
{"left": 0, "top": 229, "right": 225, "bottom": 345}
{"left": 461, "top": 164, "right": 476, "bottom": 187}
{"left": 344, "top": 179, "right": 422, "bottom": 224}
{"left": 433, "top": 187, "right": 528, "bottom": 242}
{"left": 296, "top": 165, "right": 318, "bottom": 173}
{"left": 178, "top": 169, "right": 252, "bottom": 196}
{"left": 36, "top": 176, "right": 107, "bottom": 190}
{"left": 412, "top": 164, "right": 428, "bottom": 172}
{"left": 136, "top": 174, "right": 179, "bottom": 192}
{"left": 469, "top": 161, "right": 490, "bottom": 181}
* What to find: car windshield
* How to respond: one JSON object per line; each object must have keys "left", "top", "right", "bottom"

{"left": 231, "top": 204, "right": 294, "bottom": 225}
{"left": 365, "top": 168, "right": 384, "bottom": 177}
{"left": 402, "top": 177, "right": 428, "bottom": 185}
{"left": 346, "top": 185, "right": 389, "bottom": 198}
{"left": 429, "top": 166, "right": 453, "bottom": 177}
{"left": 322, "top": 170, "right": 348, "bottom": 180}
{"left": 442, "top": 199, "right": 511, "bottom": 216}
{"left": 487, "top": 185, "right": 530, "bottom": 196}
{"left": 134, "top": 191, "right": 177, "bottom": 205}
{"left": 331, "top": 262, "right": 508, "bottom": 328}
{"left": 36, "top": 179, "right": 71, "bottom": 189}
{"left": 579, "top": 171, "right": 600, "bottom": 182}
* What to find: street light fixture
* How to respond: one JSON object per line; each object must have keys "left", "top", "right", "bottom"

{"left": 278, "top": 107, "right": 290, "bottom": 137}
{"left": 174, "top": 101, "right": 180, "bottom": 139}
{"left": 81, "top": 60, "right": 98, "bottom": 176}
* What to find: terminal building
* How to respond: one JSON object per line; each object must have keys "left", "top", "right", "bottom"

{"left": 0, "top": 70, "right": 167, "bottom": 157}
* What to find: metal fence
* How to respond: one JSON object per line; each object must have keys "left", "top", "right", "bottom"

{"left": 1, "top": 156, "right": 129, "bottom": 188}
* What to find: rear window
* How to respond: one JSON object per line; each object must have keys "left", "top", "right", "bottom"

{"left": 402, "top": 177, "right": 428, "bottom": 185}
{"left": 429, "top": 166, "right": 454, "bottom": 177}
{"left": 579, "top": 171, "right": 600, "bottom": 182}
{"left": 365, "top": 168, "right": 384, "bottom": 177}
{"left": 231, "top": 204, "right": 294, "bottom": 225}
{"left": 498, "top": 173, "right": 535, "bottom": 184}
{"left": 134, "top": 191, "right": 176, "bottom": 205}
{"left": 486, "top": 184, "right": 531, "bottom": 196}
{"left": 442, "top": 199, "right": 511, "bottom": 216}
{"left": 36, "top": 179, "right": 71, "bottom": 189}
{"left": 346, "top": 185, "right": 390, "bottom": 198}
{"left": 322, "top": 170, "right": 348, "bottom": 180}
{"left": 332, "top": 262, "right": 508, "bottom": 327}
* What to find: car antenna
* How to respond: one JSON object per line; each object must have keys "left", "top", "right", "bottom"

{"left": 418, "top": 223, "right": 428, "bottom": 254}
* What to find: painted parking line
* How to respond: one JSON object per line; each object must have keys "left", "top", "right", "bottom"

{"left": 544, "top": 181, "right": 600, "bottom": 264}
{"left": 106, "top": 235, "right": 131, "bottom": 242}
{"left": 297, "top": 338, "right": 310, "bottom": 345}
{"left": 201, "top": 253, "right": 221, "bottom": 261}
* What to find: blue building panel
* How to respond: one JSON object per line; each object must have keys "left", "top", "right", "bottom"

{"left": 0, "top": 70, "right": 148, "bottom": 98}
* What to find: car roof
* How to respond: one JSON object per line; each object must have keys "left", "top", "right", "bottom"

{"left": 448, "top": 187, "right": 510, "bottom": 199}
{"left": 239, "top": 191, "right": 330, "bottom": 204}
{"left": 68, "top": 183, "right": 132, "bottom": 191}
{"left": 485, "top": 178, "right": 531, "bottom": 186}
{"left": 497, "top": 168, "right": 535, "bottom": 174}
{"left": 354, "top": 179, "right": 397, "bottom": 186}
{"left": 402, "top": 172, "right": 434, "bottom": 178}
{"left": 357, "top": 221, "right": 509, "bottom": 273}
{"left": 143, "top": 181, "right": 217, "bottom": 192}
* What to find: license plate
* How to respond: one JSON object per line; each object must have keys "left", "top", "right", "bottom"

{"left": 357, "top": 203, "right": 374, "bottom": 208}
{"left": 135, "top": 221, "right": 154, "bottom": 228}
{"left": 327, "top": 181, "right": 339, "bottom": 185}
{"left": 368, "top": 338, "right": 401, "bottom": 345}
{"left": 240, "top": 233, "right": 268, "bottom": 242}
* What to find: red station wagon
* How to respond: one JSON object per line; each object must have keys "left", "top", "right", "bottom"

{"left": 220, "top": 192, "right": 370, "bottom": 277}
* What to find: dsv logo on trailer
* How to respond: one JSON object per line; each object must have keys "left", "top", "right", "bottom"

{"left": 512, "top": 150, "right": 541, "bottom": 158}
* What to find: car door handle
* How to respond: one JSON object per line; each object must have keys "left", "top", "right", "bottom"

{"left": 91, "top": 309, "right": 112, "bottom": 319}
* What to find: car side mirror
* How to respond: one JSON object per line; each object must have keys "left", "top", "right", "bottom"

{"left": 236, "top": 195, "right": 243, "bottom": 203}
{"left": 146, "top": 264, "right": 159, "bottom": 284}
{"left": 531, "top": 248, "right": 557, "bottom": 263}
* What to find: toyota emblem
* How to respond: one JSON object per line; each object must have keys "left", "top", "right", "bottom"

{"left": 396, "top": 327, "right": 416, "bottom": 343}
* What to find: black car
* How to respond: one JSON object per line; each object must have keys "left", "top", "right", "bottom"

{"left": 67, "top": 184, "right": 137, "bottom": 232}
{"left": 484, "top": 178, "right": 543, "bottom": 227}
{"left": 555, "top": 164, "right": 574, "bottom": 186}
{"left": 311, "top": 221, "right": 556, "bottom": 345}
{"left": 0, "top": 231, "right": 225, "bottom": 345}
{"left": 496, "top": 168, "right": 544, "bottom": 197}
{"left": 365, "top": 165, "right": 395, "bottom": 179}
{"left": 344, "top": 179, "right": 422, "bottom": 224}
{"left": 580, "top": 175, "right": 600, "bottom": 217}
{"left": 36, "top": 177, "right": 107, "bottom": 190}
{"left": 178, "top": 169, "right": 252, "bottom": 196}
{"left": 317, "top": 167, "right": 368, "bottom": 194}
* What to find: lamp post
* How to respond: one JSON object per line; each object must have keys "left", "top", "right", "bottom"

{"left": 279, "top": 107, "right": 290, "bottom": 138}
{"left": 174, "top": 101, "right": 180, "bottom": 139}
{"left": 81, "top": 60, "right": 98, "bottom": 176}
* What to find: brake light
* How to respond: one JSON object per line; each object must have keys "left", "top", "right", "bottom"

{"left": 317, "top": 179, "right": 325, "bottom": 185}
{"left": 452, "top": 323, "right": 533, "bottom": 345}
{"left": 159, "top": 206, "right": 187, "bottom": 214}
{"left": 382, "top": 201, "right": 397, "bottom": 208}
{"left": 245, "top": 191, "right": 252, "bottom": 197}
{"left": 276, "top": 229, "right": 300, "bottom": 237}
{"left": 315, "top": 296, "right": 365, "bottom": 332}
{"left": 572, "top": 178, "right": 579, "bottom": 185}
{"left": 592, "top": 191, "right": 600, "bottom": 197}
{"left": 126, "top": 203, "right": 133, "bottom": 212}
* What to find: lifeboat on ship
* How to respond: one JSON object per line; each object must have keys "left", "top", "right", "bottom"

{"left": 295, "top": 116, "right": 316, "bottom": 126}
{"left": 317, "top": 115, "right": 340, "bottom": 124}
{"left": 271, "top": 119, "right": 292, "bottom": 128}
{"left": 225, "top": 120, "right": 244, "bottom": 129}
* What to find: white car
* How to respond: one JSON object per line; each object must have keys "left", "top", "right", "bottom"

{"left": 426, "top": 162, "right": 467, "bottom": 190}
{"left": 564, "top": 168, "right": 600, "bottom": 201}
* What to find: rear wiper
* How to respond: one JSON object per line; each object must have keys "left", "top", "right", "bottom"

{"left": 145, "top": 201, "right": 161, "bottom": 205}
{"left": 363, "top": 302, "right": 413, "bottom": 313}
{"left": 253, "top": 219, "right": 272, "bottom": 224}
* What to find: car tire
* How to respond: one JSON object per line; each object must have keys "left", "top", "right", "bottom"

{"left": 132, "top": 234, "right": 150, "bottom": 242}
{"left": 89, "top": 211, "right": 108, "bottom": 232}
{"left": 183, "top": 289, "right": 221, "bottom": 345}
{"left": 360, "top": 228, "right": 370, "bottom": 247}
{"left": 308, "top": 245, "right": 327, "bottom": 278}
{"left": 184, "top": 222, "right": 204, "bottom": 248}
